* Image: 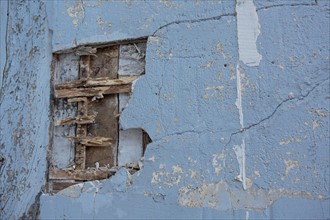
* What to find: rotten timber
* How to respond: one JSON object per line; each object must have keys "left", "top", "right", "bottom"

{"left": 55, "top": 76, "right": 138, "bottom": 90}
{"left": 67, "top": 136, "right": 112, "bottom": 147}
{"left": 55, "top": 84, "right": 132, "bottom": 98}
{"left": 49, "top": 168, "right": 115, "bottom": 181}
{"left": 55, "top": 115, "right": 96, "bottom": 126}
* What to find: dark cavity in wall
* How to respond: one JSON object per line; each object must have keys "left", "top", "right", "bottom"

{"left": 48, "top": 39, "right": 151, "bottom": 193}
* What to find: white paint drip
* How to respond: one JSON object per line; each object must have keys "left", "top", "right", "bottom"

{"left": 246, "top": 211, "right": 250, "bottom": 220}
{"left": 235, "top": 64, "right": 244, "bottom": 128}
{"left": 233, "top": 140, "right": 246, "bottom": 190}
{"left": 234, "top": 65, "right": 247, "bottom": 190}
{"left": 236, "top": 0, "right": 262, "bottom": 66}
{"left": 234, "top": 0, "right": 259, "bottom": 190}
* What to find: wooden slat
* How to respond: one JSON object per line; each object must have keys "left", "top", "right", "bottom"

{"left": 55, "top": 84, "right": 132, "bottom": 98}
{"left": 67, "top": 97, "right": 88, "bottom": 103}
{"left": 55, "top": 115, "right": 95, "bottom": 126}
{"left": 55, "top": 76, "right": 138, "bottom": 90}
{"left": 49, "top": 169, "right": 115, "bottom": 181}
{"left": 67, "top": 136, "right": 112, "bottom": 147}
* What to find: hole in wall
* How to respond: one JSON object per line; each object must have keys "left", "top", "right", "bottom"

{"left": 48, "top": 39, "right": 151, "bottom": 193}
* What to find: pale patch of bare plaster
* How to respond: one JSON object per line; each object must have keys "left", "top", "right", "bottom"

{"left": 178, "top": 180, "right": 314, "bottom": 211}
{"left": 66, "top": 0, "right": 85, "bottom": 27}
{"left": 236, "top": 0, "right": 262, "bottom": 66}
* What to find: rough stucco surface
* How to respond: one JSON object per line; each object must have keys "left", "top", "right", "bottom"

{"left": 0, "top": 0, "right": 329, "bottom": 219}
{"left": 0, "top": 1, "right": 51, "bottom": 219}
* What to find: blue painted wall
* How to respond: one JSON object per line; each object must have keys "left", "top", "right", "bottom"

{"left": 0, "top": 0, "right": 329, "bottom": 219}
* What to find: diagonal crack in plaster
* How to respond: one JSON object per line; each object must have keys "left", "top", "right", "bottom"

{"left": 224, "top": 77, "right": 330, "bottom": 149}
{"left": 151, "top": 13, "right": 236, "bottom": 36}
{"left": 256, "top": 2, "right": 317, "bottom": 11}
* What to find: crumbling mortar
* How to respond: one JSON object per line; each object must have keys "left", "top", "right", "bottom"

{"left": 151, "top": 13, "right": 236, "bottom": 36}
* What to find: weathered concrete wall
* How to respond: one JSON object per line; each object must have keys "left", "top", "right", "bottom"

{"left": 0, "top": 1, "right": 51, "bottom": 219}
{"left": 1, "top": 0, "right": 329, "bottom": 219}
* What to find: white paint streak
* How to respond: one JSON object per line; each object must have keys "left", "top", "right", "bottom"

{"left": 235, "top": 65, "right": 244, "bottom": 128}
{"left": 234, "top": 64, "right": 247, "bottom": 190}
{"left": 236, "top": 0, "right": 262, "bottom": 66}
{"left": 246, "top": 211, "right": 249, "bottom": 220}
{"left": 233, "top": 140, "right": 246, "bottom": 190}
{"left": 234, "top": 0, "right": 259, "bottom": 190}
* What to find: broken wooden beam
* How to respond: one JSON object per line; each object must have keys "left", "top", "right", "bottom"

{"left": 67, "top": 136, "right": 112, "bottom": 147}
{"left": 49, "top": 168, "right": 115, "bottom": 181}
{"left": 51, "top": 181, "right": 80, "bottom": 192}
{"left": 55, "top": 115, "right": 96, "bottom": 126}
{"left": 55, "top": 76, "right": 138, "bottom": 90}
{"left": 55, "top": 84, "right": 132, "bottom": 98}
{"left": 67, "top": 97, "right": 88, "bottom": 103}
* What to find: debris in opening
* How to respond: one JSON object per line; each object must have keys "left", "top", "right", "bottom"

{"left": 49, "top": 41, "right": 151, "bottom": 193}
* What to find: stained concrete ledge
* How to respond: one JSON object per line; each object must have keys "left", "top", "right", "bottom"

{"left": 40, "top": 174, "right": 330, "bottom": 219}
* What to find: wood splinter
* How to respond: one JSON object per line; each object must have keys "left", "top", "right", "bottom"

{"left": 55, "top": 115, "right": 96, "bottom": 126}
{"left": 55, "top": 84, "right": 132, "bottom": 99}
{"left": 67, "top": 97, "right": 88, "bottom": 103}
{"left": 49, "top": 168, "right": 115, "bottom": 181}
{"left": 67, "top": 136, "right": 112, "bottom": 147}
{"left": 55, "top": 76, "right": 139, "bottom": 90}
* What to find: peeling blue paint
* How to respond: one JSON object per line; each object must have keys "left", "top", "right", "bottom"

{"left": 0, "top": 0, "right": 329, "bottom": 219}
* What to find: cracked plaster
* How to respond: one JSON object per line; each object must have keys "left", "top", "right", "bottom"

{"left": 0, "top": 0, "right": 329, "bottom": 219}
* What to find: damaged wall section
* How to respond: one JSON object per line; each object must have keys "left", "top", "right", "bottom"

{"left": 49, "top": 41, "right": 151, "bottom": 192}
{"left": 1, "top": 0, "right": 329, "bottom": 219}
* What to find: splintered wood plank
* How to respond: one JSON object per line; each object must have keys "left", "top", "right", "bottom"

{"left": 55, "top": 76, "right": 138, "bottom": 90}
{"left": 86, "top": 46, "right": 119, "bottom": 168}
{"left": 54, "top": 84, "right": 132, "bottom": 98}
{"left": 81, "top": 76, "right": 138, "bottom": 87}
{"left": 67, "top": 97, "right": 88, "bottom": 103}
{"left": 67, "top": 136, "right": 112, "bottom": 147}
{"left": 55, "top": 115, "right": 96, "bottom": 126}
{"left": 49, "top": 169, "right": 115, "bottom": 181}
